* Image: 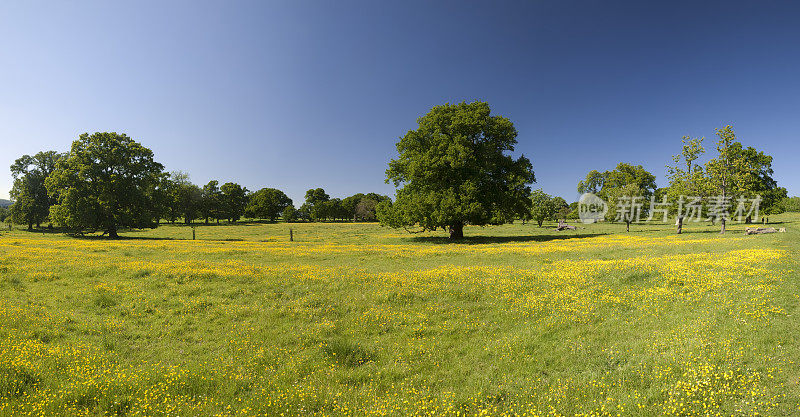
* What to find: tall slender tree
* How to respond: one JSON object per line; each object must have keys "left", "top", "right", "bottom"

{"left": 706, "top": 126, "right": 744, "bottom": 233}
{"left": 529, "top": 189, "right": 555, "bottom": 227}
{"left": 666, "top": 136, "right": 708, "bottom": 233}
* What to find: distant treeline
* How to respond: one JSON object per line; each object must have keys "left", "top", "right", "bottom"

{"left": 5, "top": 133, "right": 388, "bottom": 235}
{"left": 157, "top": 172, "right": 389, "bottom": 226}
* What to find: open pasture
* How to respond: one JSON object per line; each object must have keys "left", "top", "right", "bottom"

{"left": 1, "top": 217, "right": 799, "bottom": 416}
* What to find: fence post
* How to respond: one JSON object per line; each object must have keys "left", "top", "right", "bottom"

{"left": 289, "top": 228, "right": 293, "bottom": 242}
{"left": 192, "top": 227, "right": 196, "bottom": 240}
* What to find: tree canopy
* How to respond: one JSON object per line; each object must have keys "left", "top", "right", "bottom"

{"left": 45, "top": 132, "right": 164, "bottom": 237}
{"left": 303, "top": 188, "right": 330, "bottom": 221}
{"left": 579, "top": 163, "right": 657, "bottom": 199}
{"left": 9, "top": 151, "right": 63, "bottom": 229}
{"left": 246, "top": 188, "right": 293, "bottom": 221}
{"left": 781, "top": 196, "right": 800, "bottom": 212}
{"left": 201, "top": 180, "right": 222, "bottom": 224}
{"left": 165, "top": 172, "right": 203, "bottom": 225}
{"left": 664, "top": 126, "right": 784, "bottom": 232}
{"left": 379, "top": 101, "right": 535, "bottom": 239}
{"left": 578, "top": 163, "right": 656, "bottom": 224}
{"left": 705, "top": 126, "right": 785, "bottom": 231}
{"left": 282, "top": 205, "right": 299, "bottom": 222}
{"left": 528, "top": 189, "right": 556, "bottom": 227}
{"left": 219, "top": 182, "right": 248, "bottom": 223}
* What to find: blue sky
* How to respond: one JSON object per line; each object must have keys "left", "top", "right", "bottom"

{"left": 2, "top": 1, "right": 799, "bottom": 204}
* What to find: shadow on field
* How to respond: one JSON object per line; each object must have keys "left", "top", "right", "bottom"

{"left": 167, "top": 221, "right": 273, "bottom": 227}
{"left": 18, "top": 227, "right": 179, "bottom": 239}
{"left": 72, "top": 235, "right": 176, "bottom": 241}
{"left": 20, "top": 227, "right": 63, "bottom": 234}
{"left": 408, "top": 233, "right": 608, "bottom": 245}
{"left": 686, "top": 228, "right": 782, "bottom": 234}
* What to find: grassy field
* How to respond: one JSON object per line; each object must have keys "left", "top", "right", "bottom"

{"left": 1, "top": 215, "right": 799, "bottom": 416}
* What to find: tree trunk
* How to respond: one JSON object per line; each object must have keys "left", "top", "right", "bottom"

{"left": 626, "top": 220, "right": 630, "bottom": 232}
{"left": 676, "top": 216, "right": 683, "bottom": 234}
{"left": 449, "top": 222, "right": 464, "bottom": 240}
{"left": 107, "top": 225, "right": 119, "bottom": 238}
{"left": 28, "top": 223, "right": 33, "bottom": 231}
{"left": 720, "top": 217, "right": 726, "bottom": 234}
{"left": 537, "top": 220, "right": 543, "bottom": 227}
{"left": 204, "top": 217, "right": 209, "bottom": 225}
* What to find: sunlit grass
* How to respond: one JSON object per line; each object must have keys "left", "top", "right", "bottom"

{"left": 1, "top": 215, "right": 799, "bottom": 415}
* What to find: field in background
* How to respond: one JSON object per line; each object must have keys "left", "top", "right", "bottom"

{"left": 1, "top": 215, "right": 799, "bottom": 416}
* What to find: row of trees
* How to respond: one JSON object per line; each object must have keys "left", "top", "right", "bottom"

{"left": 7, "top": 132, "right": 388, "bottom": 236}
{"left": 6, "top": 104, "right": 797, "bottom": 239}
{"left": 161, "top": 173, "right": 250, "bottom": 225}
{"left": 523, "top": 190, "right": 570, "bottom": 227}
{"left": 782, "top": 196, "right": 800, "bottom": 212}
{"left": 298, "top": 188, "right": 390, "bottom": 222}
{"left": 573, "top": 126, "right": 789, "bottom": 233}
{"left": 665, "top": 126, "right": 787, "bottom": 232}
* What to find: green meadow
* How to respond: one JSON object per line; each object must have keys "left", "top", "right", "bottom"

{"left": 1, "top": 216, "right": 799, "bottom": 416}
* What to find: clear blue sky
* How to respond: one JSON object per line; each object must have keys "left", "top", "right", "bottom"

{"left": 2, "top": 1, "right": 799, "bottom": 204}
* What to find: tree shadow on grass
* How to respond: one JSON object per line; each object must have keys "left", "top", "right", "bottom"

{"left": 683, "top": 228, "right": 783, "bottom": 235}
{"left": 19, "top": 227, "right": 63, "bottom": 234}
{"left": 18, "top": 226, "right": 178, "bottom": 239}
{"left": 406, "top": 232, "right": 608, "bottom": 245}
{"left": 170, "top": 221, "right": 274, "bottom": 227}
{"left": 71, "top": 235, "right": 177, "bottom": 241}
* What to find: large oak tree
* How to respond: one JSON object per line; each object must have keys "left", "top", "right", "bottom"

{"left": 45, "top": 132, "right": 164, "bottom": 237}
{"left": 379, "top": 101, "right": 535, "bottom": 239}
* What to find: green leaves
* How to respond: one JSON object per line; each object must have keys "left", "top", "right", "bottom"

{"left": 381, "top": 101, "right": 535, "bottom": 238}
{"left": 529, "top": 189, "right": 556, "bottom": 227}
{"left": 9, "top": 151, "right": 63, "bottom": 228}
{"left": 665, "top": 126, "right": 785, "bottom": 221}
{"left": 45, "top": 132, "right": 164, "bottom": 236}
{"left": 219, "top": 183, "right": 248, "bottom": 223}
{"left": 246, "top": 188, "right": 292, "bottom": 221}
{"left": 578, "top": 164, "right": 657, "bottom": 201}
